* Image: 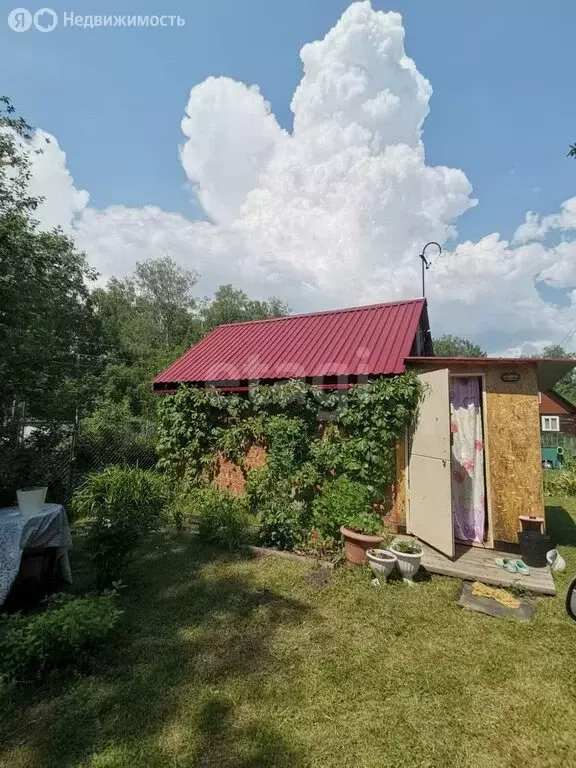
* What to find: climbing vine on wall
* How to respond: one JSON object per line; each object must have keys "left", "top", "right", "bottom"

{"left": 156, "top": 374, "right": 423, "bottom": 503}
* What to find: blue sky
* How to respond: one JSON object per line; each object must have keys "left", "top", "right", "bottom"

{"left": 2, "top": 0, "right": 575, "bottom": 244}
{"left": 1, "top": 1, "right": 576, "bottom": 352}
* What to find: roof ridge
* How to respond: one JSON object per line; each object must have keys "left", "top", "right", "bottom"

{"left": 212, "top": 297, "right": 425, "bottom": 330}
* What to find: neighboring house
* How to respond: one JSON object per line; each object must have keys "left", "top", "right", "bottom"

{"left": 153, "top": 298, "right": 575, "bottom": 561}
{"left": 539, "top": 390, "right": 576, "bottom": 435}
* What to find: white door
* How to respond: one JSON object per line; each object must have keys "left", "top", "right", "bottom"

{"left": 408, "top": 369, "right": 454, "bottom": 557}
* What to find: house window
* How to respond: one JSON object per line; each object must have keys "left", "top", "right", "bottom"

{"left": 541, "top": 415, "right": 560, "bottom": 432}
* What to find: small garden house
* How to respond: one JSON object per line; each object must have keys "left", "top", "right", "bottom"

{"left": 397, "top": 356, "right": 575, "bottom": 556}
{"left": 154, "top": 298, "right": 575, "bottom": 559}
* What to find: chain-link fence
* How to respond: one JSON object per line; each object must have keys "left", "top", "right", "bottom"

{"left": 541, "top": 431, "right": 576, "bottom": 461}
{"left": 71, "top": 417, "right": 157, "bottom": 488}
{"left": 0, "top": 415, "right": 158, "bottom": 508}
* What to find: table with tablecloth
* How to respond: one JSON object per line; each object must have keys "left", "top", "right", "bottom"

{"left": 0, "top": 503, "right": 72, "bottom": 605}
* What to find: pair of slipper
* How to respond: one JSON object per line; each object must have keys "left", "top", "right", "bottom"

{"left": 495, "top": 558, "right": 530, "bottom": 575}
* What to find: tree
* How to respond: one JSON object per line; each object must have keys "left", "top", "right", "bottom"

{"left": 133, "top": 256, "right": 200, "bottom": 348}
{"left": 90, "top": 256, "right": 204, "bottom": 428}
{"left": 201, "top": 284, "right": 289, "bottom": 332}
{"left": 541, "top": 345, "right": 576, "bottom": 405}
{"left": 432, "top": 335, "right": 487, "bottom": 358}
{"left": 0, "top": 98, "right": 102, "bottom": 428}
{"left": 93, "top": 256, "right": 201, "bottom": 363}
{"left": 568, "top": 143, "right": 576, "bottom": 159}
{"left": 0, "top": 96, "right": 43, "bottom": 216}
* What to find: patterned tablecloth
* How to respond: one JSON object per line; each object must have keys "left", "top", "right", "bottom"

{"left": 0, "top": 503, "right": 72, "bottom": 605}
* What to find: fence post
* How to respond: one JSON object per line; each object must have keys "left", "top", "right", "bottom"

{"left": 65, "top": 406, "right": 80, "bottom": 504}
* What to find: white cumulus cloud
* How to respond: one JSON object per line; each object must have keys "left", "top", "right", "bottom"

{"left": 9, "top": 128, "right": 89, "bottom": 231}
{"left": 20, "top": 1, "right": 576, "bottom": 352}
{"left": 514, "top": 197, "right": 576, "bottom": 243}
{"left": 180, "top": 77, "right": 287, "bottom": 224}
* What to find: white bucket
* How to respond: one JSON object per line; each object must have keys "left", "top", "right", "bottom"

{"left": 546, "top": 549, "right": 566, "bottom": 572}
{"left": 16, "top": 487, "right": 48, "bottom": 515}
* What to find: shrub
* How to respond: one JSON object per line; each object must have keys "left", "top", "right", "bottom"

{"left": 167, "top": 488, "right": 191, "bottom": 530}
{"left": 259, "top": 496, "right": 309, "bottom": 550}
{"left": 312, "top": 475, "right": 379, "bottom": 541}
{"left": 244, "top": 466, "right": 313, "bottom": 550}
{"left": 72, "top": 467, "right": 172, "bottom": 588}
{"left": 304, "top": 529, "right": 342, "bottom": 561}
{"left": 194, "top": 486, "right": 254, "bottom": 550}
{"left": 244, "top": 466, "right": 281, "bottom": 514}
{"left": 0, "top": 593, "right": 121, "bottom": 684}
{"left": 543, "top": 467, "right": 576, "bottom": 497}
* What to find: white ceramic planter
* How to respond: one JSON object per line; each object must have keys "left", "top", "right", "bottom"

{"left": 16, "top": 487, "right": 47, "bottom": 515}
{"left": 390, "top": 541, "right": 422, "bottom": 584}
{"left": 366, "top": 549, "right": 397, "bottom": 581}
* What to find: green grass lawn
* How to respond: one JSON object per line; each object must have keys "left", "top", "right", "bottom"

{"left": 2, "top": 498, "right": 576, "bottom": 768}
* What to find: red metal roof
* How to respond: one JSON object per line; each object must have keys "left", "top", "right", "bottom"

{"left": 539, "top": 390, "right": 576, "bottom": 415}
{"left": 153, "top": 298, "right": 427, "bottom": 389}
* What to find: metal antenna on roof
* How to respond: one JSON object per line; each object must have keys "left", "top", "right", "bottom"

{"left": 418, "top": 241, "right": 442, "bottom": 297}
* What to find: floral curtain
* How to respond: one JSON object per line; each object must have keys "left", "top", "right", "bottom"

{"left": 450, "top": 378, "right": 486, "bottom": 543}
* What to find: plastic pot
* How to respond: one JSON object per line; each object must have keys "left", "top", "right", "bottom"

{"left": 519, "top": 531, "right": 551, "bottom": 568}
{"left": 340, "top": 526, "right": 383, "bottom": 564}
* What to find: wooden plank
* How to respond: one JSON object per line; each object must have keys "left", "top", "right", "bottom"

{"left": 395, "top": 537, "right": 556, "bottom": 595}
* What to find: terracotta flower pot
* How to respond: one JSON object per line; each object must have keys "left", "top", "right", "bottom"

{"left": 340, "top": 525, "right": 384, "bottom": 564}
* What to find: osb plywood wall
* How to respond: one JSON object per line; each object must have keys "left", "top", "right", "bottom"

{"left": 403, "top": 362, "right": 543, "bottom": 545}
{"left": 481, "top": 364, "right": 543, "bottom": 543}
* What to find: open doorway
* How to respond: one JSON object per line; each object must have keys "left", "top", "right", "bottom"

{"left": 449, "top": 376, "right": 489, "bottom": 545}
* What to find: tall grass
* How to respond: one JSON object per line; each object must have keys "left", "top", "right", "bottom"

{"left": 543, "top": 466, "right": 576, "bottom": 497}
